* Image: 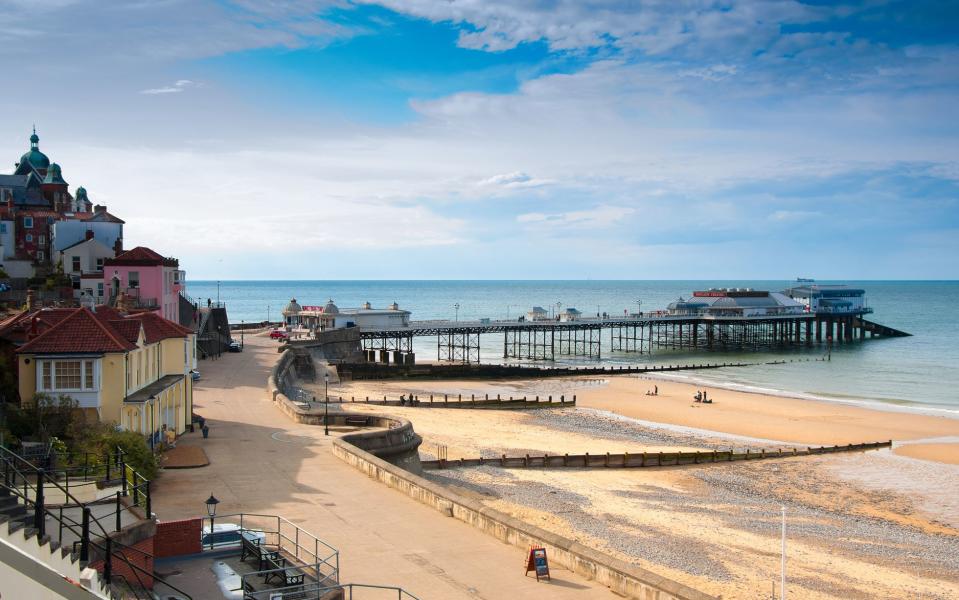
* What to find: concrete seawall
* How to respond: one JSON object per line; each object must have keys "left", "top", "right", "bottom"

{"left": 331, "top": 436, "right": 718, "bottom": 600}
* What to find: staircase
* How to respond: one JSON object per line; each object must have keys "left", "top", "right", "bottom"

{"left": 855, "top": 318, "right": 911, "bottom": 337}
{"left": 0, "top": 446, "right": 192, "bottom": 600}
{"left": 0, "top": 485, "right": 112, "bottom": 598}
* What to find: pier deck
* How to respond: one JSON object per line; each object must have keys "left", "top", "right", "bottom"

{"left": 356, "top": 312, "right": 896, "bottom": 363}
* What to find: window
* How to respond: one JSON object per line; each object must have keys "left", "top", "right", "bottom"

{"left": 0, "top": 223, "right": 6, "bottom": 234}
{"left": 72, "top": 256, "right": 81, "bottom": 272}
{"left": 97, "top": 283, "right": 104, "bottom": 297}
{"left": 23, "top": 216, "right": 33, "bottom": 229}
{"left": 39, "top": 360, "right": 97, "bottom": 392}
{"left": 84, "top": 360, "right": 94, "bottom": 389}
{"left": 55, "top": 361, "right": 81, "bottom": 389}
{"left": 129, "top": 271, "right": 140, "bottom": 288}
{"left": 96, "top": 258, "right": 104, "bottom": 271}
{"left": 38, "top": 234, "right": 46, "bottom": 246}
{"left": 42, "top": 362, "right": 52, "bottom": 390}
{"left": 37, "top": 250, "right": 44, "bottom": 262}
{"left": 25, "top": 234, "right": 33, "bottom": 243}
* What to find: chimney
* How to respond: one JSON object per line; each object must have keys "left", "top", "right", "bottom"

{"left": 113, "top": 238, "right": 122, "bottom": 256}
{"left": 94, "top": 204, "right": 106, "bottom": 214}
{"left": 26, "top": 289, "right": 35, "bottom": 311}
{"left": 85, "top": 229, "right": 95, "bottom": 240}
{"left": 29, "top": 316, "right": 39, "bottom": 339}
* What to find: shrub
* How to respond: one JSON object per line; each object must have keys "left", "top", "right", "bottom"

{"left": 66, "top": 420, "right": 159, "bottom": 480}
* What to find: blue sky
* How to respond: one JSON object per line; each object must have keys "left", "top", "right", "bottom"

{"left": 0, "top": 0, "right": 956, "bottom": 279}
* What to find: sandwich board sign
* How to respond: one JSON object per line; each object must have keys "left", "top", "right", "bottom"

{"left": 525, "top": 546, "right": 550, "bottom": 581}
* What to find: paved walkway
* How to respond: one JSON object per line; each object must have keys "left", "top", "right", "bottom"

{"left": 152, "top": 334, "right": 611, "bottom": 599}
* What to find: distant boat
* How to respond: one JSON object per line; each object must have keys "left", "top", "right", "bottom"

{"left": 796, "top": 277, "right": 815, "bottom": 283}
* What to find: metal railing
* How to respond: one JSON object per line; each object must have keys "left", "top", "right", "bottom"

{"left": 313, "top": 583, "right": 421, "bottom": 599}
{"left": 202, "top": 513, "right": 340, "bottom": 582}
{"left": 0, "top": 445, "right": 189, "bottom": 599}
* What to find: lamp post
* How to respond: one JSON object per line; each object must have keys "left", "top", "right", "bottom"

{"left": 267, "top": 304, "right": 270, "bottom": 326}
{"left": 453, "top": 303, "right": 460, "bottom": 322}
{"left": 636, "top": 299, "right": 642, "bottom": 317}
{"left": 205, "top": 494, "right": 220, "bottom": 550}
{"left": 556, "top": 301, "right": 562, "bottom": 320}
{"left": 324, "top": 373, "right": 330, "bottom": 436}
{"left": 240, "top": 320, "right": 244, "bottom": 350}
{"left": 216, "top": 281, "right": 220, "bottom": 305}
{"left": 781, "top": 505, "right": 787, "bottom": 600}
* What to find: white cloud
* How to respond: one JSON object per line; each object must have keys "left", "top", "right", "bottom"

{"left": 139, "top": 79, "right": 198, "bottom": 95}
{"left": 517, "top": 205, "right": 635, "bottom": 230}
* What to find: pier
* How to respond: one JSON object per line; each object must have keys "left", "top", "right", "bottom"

{"left": 359, "top": 312, "right": 906, "bottom": 364}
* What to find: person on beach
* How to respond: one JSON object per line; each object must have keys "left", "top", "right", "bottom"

{"left": 694, "top": 391, "right": 702, "bottom": 402}
{"left": 654, "top": 385, "right": 658, "bottom": 395}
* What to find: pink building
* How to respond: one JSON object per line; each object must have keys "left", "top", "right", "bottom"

{"left": 102, "top": 246, "right": 185, "bottom": 322}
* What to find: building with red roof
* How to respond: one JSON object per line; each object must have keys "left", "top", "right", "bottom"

{"left": 103, "top": 246, "right": 185, "bottom": 323}
{"left": 15, "top": 305, "right": 194, "bottom": 444}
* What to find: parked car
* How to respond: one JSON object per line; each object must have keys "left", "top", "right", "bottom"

{"left": 190, "top": 370, "right": 201, "bottom": 381}
{"left": 269, "top": 329, "right": 288, "bottom": 340}
{"left": 228, "top": 340, "right": 242, "bottom": 352}
{"left": 200, "top": 523, "right": 265, "bottom": 549}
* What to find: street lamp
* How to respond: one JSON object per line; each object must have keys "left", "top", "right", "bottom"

{"left": 556, "top": 301, "right": 562, "bottom": 320}
{"left": 324, "top": 373, "right": 330, "bottom": 436}
{"left": 205, "top": 493, "right": 220, "bottom": 550}
{"left": 636, "top": 299, "right": 642, "bottom": 317}
{"left": 781, "top": 505, "right": 787, "bottom": 600}
{"left": 240, "top": 320, "right": 244, "bottom": 350}
{"left": 454, "top": 303, "right": 460, "bottom": 322}
{"left": 216, "top": 281, "right": 220, "bottom": 305}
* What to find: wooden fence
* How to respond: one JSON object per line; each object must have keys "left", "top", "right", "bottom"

{"left": 421, "top": 440, "right": 893, "bottom": 470}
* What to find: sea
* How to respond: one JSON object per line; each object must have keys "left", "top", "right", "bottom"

{"left": 187, "top": 280, "right": 959, "bottom": 418}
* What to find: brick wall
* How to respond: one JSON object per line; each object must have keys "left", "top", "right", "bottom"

{"left": 154, "top": 518, "right": 202, "bottom": 558}
{"left": 93, "top": 536, "right": 155, "bottom": 589}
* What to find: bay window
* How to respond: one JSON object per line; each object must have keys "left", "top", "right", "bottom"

{"left": 37, "top": 359, "right": 98, "bottom": 392}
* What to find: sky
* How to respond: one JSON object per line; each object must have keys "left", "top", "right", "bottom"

{"left": 0, "top": 0, "right": 957, "bottom": 280}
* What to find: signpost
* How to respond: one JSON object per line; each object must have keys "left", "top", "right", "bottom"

{"left": 525, "top": 546, "right": 550, "bottom": 581}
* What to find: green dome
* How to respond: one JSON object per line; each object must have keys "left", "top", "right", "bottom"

{"left": 21, "top": 130, "right": 50, "bottom": 170}
{"left": 76, "top": 186, "right": 88, "bottom": 200}
{"left": 43, "top": 163, "right": 66, "bottom": 185}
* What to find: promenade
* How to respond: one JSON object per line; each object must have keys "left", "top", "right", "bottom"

{"left": 151, "top": 333, "right": 611, "bottom": 599}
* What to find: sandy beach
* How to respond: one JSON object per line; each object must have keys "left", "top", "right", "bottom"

{"left": 304, "top": 372, "right": 959, "bottom": 599}
{"left": 330, "top": 373, "right": 959, "bottom": 463}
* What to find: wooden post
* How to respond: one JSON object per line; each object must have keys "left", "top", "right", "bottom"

{"left": 641, "top": 452, "right": 646, "bottom": 467}
{"left": 658, "top": 452, "right": 663, "bottom": 466}
{"left": 502, "top": 454, "right": 506, "bottom": 466}
{"left": 563, "top": 453, "right": 568, "bottom": 466}
{"left": 585, "top": 452, "right": 590, "bottom": 467}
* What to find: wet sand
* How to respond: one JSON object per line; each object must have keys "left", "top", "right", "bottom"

{"left": 894, "top": 442, "right": 959, "bottom": 465}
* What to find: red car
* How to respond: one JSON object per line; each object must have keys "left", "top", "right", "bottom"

{"left": 269, "top": 329, "right": 288, "bottom": 340}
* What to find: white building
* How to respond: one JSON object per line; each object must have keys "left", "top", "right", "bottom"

{"left": 282, "top": 299, "right": 411, "bottom": 330}
{"left": 559, "top": 307, "right": 583, "bottom": 322}
{"left": 667, "top": 289, "right": 805, "bottom": 318}
{"left": 527, "top": 306, "right": 549, "bottom": 321}
{"left": 51, "top": 205, "right": 123, "bottom": 256}
{"left": 782, "top": 284, "right": 869, "bottom": 314}
{"left": 56, "top": 235, "right": 115, "bottom": 299}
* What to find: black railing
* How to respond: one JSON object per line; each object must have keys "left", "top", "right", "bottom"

{"left": 0, "top": 445, "right": 189, "bottom": 599}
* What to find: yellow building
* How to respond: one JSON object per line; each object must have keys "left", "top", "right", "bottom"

{"left": 16, "top": 307, "right": 194, "bottom": 446}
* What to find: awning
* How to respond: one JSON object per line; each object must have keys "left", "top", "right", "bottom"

{"left": 125, "top": 374, "right": 184, "bottom": 403}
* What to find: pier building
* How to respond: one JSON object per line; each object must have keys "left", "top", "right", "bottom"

{"left": 283, "top": 299, "right": 411, "bottom": 331}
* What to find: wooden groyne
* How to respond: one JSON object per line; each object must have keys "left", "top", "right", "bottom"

{"left": 421, "top": 440, "right": 893, "bottom": 470}
{"left": 305, "top": 393, "right": 577, "bottom": 409}
{"left": 338, "top": 359, "right": 813, "bottom": 381}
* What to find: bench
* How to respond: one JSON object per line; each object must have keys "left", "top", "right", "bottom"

{"left": 263, "top": 554, "right": 305, "bottom": 587}
{"left": 240, "top": 534, "right": 278, "bottom": 572}
{"left": 344, "top": 416, "right": 370, "bottom": 427}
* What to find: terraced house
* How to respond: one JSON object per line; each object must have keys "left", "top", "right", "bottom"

{"left": 14, "top": 306, "right": 194, "bottom": 446}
